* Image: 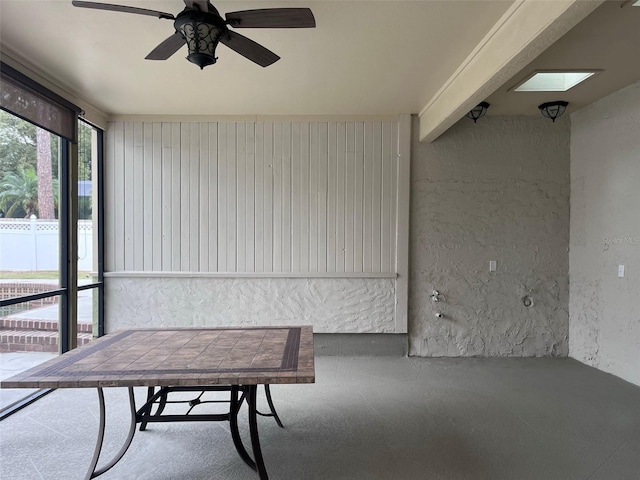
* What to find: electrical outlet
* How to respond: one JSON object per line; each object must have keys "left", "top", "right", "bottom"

{"left": 489, "top": 260, "right": 496, "bottom": 272}
{"left": 618, "top": 265, "right": 625, "bottom": 278}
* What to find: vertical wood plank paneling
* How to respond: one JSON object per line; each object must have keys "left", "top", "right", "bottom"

{"left": 381, "top": 121, "right": 393, "bottom": 273}
{"left": 371, "top": 122, "right": 382, "bottom": 273}
{"left": 326, "top": 122, "right": 336, "bottom": 273}
{"left": 226, "top": 123, "right": 237, "bottom": 271}
{"left": 281, "top": 123, "right": 292, "bottom": 272}
{"left": 123, "top": 122, "right": 134, "bottom": 270}
{"left": 133, "top": 123, "right": 144, "bottom": 271}
{"left": 198, "top": 123, "right": 209, "bottom": 272}
{"left": 308, "top": 123, "right": 318, "bottom": 273}
{"left": 161, "top": 123, "right": 172, "bottom": 270}
{"left": 263, "top": 122, "right": 274, "bottom": 272}
{"left": 344, "top": 122, "right": 355, "bottom": 273}
{"left": 208, "top": 123, "right": 218, "bottom": 271}
{"left": 354, "top": 122, "right": 364, "bottom": 273}
{"left": 217, "top": 122, "right": 228, "bottom": 271}
{"left": 390, "top": 122, "right": 398, "bottom": 266}
{"left": 335, "top": 122, "right": 346, "bottom": 272}
{"left": 245, "top": 122, "right": 255, "bottom": 272}
{"left": 272, "top": 123, "right": 282, "bottom": 271}
{"left": 170, "top": 122, "right": 181, "bottom": 271}
{"left": 142, "top": 123, "right": 153, "bottom": 270}
{"left": 362, "top": 122, "right": 374, "bottom": 271}
{"left": 291, "top": 123, "right": 301, "bottom": 271}
{"left": 299, "top": 123, "right": 310, "bottom": 271}
{"left": 107, "top": 118, "right": 402, "bottom": 276}
{"left": 236, "top": 122, "right": 246, "bottom": 272}
{"left": 254, "top": 123, "right": 265, "bottom": 272}
{"left": 180, "top": 123, "right": 190, "bottom": 271}
{"left": 189, "top": 123, "right": 200, "bottom": 271}
{"left": 317, "top": 123, "right": 328, "bottom": 272}
{"left": 151, "top": 123, "right": 162, "bottom": 271}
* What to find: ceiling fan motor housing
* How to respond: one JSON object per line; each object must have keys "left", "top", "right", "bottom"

{"left": 174, "top": 9, "right": 228, "bottom": 69}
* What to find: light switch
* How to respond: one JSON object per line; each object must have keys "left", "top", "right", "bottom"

{"left": 489, "top": 260, "right": 496, "bottom": 272}
{"left": 618, "top": 265, "right": 625, "bottom": 278}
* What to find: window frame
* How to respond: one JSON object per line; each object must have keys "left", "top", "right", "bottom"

{"left": 0, "top": 66, "right": 104, "bottom": 419}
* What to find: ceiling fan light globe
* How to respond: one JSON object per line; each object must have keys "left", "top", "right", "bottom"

{"left": 175, "top": 11, "right": 225, "bottom": 69}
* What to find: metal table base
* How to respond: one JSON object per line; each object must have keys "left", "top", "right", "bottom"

{"left": 85, "top": 384, "right": 283, "bottom": 480}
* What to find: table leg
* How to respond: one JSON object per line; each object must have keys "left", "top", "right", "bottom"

{"left": 229, "top": 385, "right": 257, "bottom": 471}
{"left": 138, "top": 387, "right": 155, "bottom": 431}
{"left": 264, "top": 385, "right": 284, "bottom": 428}
{"left": 138, "top": 387, "right": 171, "bottom": 431}
{"left": 247, "top": 385, "right": 269, "bottom": 480}
{"left": 85, "top": 387, "right": 137, "bottom": 480}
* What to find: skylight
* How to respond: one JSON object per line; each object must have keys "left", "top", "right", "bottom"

{"left": 513, "top": 71, "right": 599, "bottom": 92}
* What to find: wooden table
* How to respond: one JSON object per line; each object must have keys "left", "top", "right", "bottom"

{"left": 1, "top": 326, "right": 315, "bottom": 480}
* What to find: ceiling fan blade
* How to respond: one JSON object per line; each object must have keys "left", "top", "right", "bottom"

{"left": 183, "top": 0, "right": 209, "bottom": 12}
{"left": 219, "top": 31, "right": 280, "bottom": 67}
{"left": 226, "top": 8, "right": 315, "bottom": 28}
{"left": 145, "top": 33, "right": 185, "bottom": 61}
{"left": 71, "top": 1, "right": 174, "bottom": 19}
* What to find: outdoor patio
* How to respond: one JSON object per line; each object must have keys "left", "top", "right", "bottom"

{"left": 0, "top": 282, "right": 95, "bottom": 352}
{"left": 0, "top": 284, "right": 96, "bottom": 410}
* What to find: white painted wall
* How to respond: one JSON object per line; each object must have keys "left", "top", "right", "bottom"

{"left": 105, "top": 275, "right": 396, "bottom": 333}
{"left": 409, "top": 115, "right": 570, "bottom": 356}
{"left": 104, "top": 118, "right": 411, "bottom": 334}
{"left": 569, "top": 81, "right": 640, "bottom": 386}
{"left": 105, "top": 120, "right": 399, "bottom": 273}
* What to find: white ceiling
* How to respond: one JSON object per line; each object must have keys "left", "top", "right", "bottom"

{"left": 1, "top": 0, "right": 639, "bottom": 140}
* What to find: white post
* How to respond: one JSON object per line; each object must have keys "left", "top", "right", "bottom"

{"left": 395, "top": 114, "right": 411, "bottom": 334}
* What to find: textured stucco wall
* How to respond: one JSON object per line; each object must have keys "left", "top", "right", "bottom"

{"left": 105, "top": 277, "right": 396, "bottom": 333}
{"left": 409, "top": 115, "right": 570, "bottom": 356}
{"left": 569, "top": 81, "right": 640, "bottom": 386}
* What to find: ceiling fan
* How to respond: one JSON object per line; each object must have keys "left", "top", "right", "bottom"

{"left": 71, "top": 0, "right": 315, "bottom": 69}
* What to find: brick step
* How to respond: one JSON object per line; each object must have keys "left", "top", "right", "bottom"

{"left": 0, "top": 330, "right": 93, "bottom": 353}
{"left": 0, "top": 318, "right": 93, "bottom": 333}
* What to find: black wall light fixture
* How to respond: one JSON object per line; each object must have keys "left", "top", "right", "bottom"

{"left": 538, "top": 101, "right": 568, "bottom": 122}
{"left": 466, "top": 102, "right": 490, "bottom": 123}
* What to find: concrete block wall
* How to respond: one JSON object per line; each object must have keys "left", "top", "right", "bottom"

{"left": 409, "top": 115, "right": 570, "bottom": 356}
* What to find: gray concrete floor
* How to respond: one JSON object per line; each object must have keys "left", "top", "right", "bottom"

{"left": 1, "top": 356, "right": 639, "bottom": 480}
{"left": 0, "top": 352, "right": 58, "bottom": 409}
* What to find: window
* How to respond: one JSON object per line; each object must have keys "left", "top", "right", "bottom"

{"left": 0, "top": 62, "right": 104, "bottom": 416}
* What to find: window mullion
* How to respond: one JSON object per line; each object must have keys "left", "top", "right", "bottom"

{"left": 59, "top": 137, "right": 79, "bottom": 353}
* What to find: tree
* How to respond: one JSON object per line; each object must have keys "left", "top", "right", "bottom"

{"left": 0, "top": 166, "right": 38, "bottom": 217}
{"left": 78, "top": 121, "right": 92, "bottom": 180}
{"left": 0, "top": 110, "right": 95, "bottom": 219}
{"left": 36, "top": 127, "right": 55, "bottom": 219}
{"left": 0, "top": 110, "right": 36, "bottom": 179}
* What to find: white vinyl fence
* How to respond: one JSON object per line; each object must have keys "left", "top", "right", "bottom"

{"left": 0, "top": 218, "right": 93, "bottom": 271}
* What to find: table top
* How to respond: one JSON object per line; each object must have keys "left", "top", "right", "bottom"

{"left": 1, "top": 326, "right": 314, "bottom": 389}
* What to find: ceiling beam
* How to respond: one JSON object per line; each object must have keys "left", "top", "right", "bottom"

{"left": 418, "top": 0, "right": 604, "bottom": 143}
